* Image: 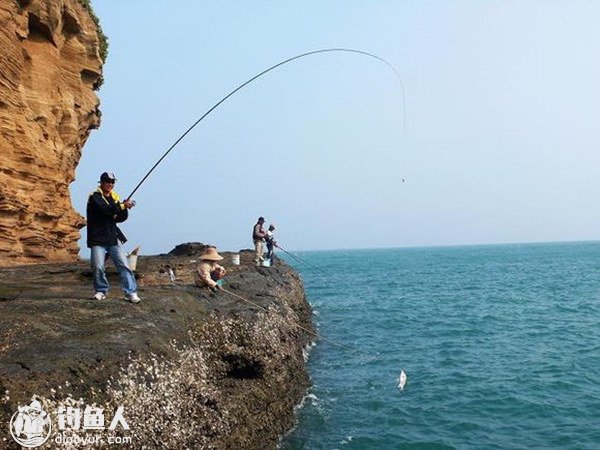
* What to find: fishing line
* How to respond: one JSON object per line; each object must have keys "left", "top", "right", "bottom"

{"left": 220, "top": 287, "right": 352, "bottom": 350}
{"left": 273, "top": 254, "right": 383, "bottom": 363}
{"left": 126, "top": 48, "right": 406, "bottom": 201}
{"left": 220, "top": 287, "right": 382, "bottom": 365}
{"left": 276, "top": 244, "right": 321, "bottom": 271}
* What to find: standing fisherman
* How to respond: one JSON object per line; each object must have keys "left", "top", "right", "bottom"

{"left": 265, "top": 224, "right": 277, "bottom": 264}
{"left": 86, "top": 172, "right": 141, "bottom": 303}
{"left": 252, "top": 217, "right": 267, "bottom": 266}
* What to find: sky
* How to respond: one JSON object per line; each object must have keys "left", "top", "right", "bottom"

{"left": 72, "top": 1, "right": 600, "bottom": 255}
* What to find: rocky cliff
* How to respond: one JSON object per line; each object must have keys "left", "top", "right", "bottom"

{"left": 0, "top": 249, "right": 314, "bottom": 448}
{"left": 0, "top": 0, "right": 104, "bottom": 266}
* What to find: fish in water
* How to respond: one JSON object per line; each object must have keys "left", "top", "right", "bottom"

{"left": 397, "top": 369, "right": 407, "bottom": 391}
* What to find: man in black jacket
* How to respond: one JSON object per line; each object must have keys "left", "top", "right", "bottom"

{"left": 87, "top": 172, "right": 140, "bottom": 303}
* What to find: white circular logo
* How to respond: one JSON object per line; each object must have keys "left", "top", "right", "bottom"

{"left": 9, "top": 400, "right": 52, "bottom": 448}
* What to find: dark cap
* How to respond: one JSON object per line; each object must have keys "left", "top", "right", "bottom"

{"left": 258, "top": 216, "right": 265, "bottom": 222}
{"left": 99, "top": 172, "right": 116, "bottom": 183}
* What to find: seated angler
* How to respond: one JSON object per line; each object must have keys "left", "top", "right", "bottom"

{"left": 195, "top": 247, "right": 227, "bottom": 291}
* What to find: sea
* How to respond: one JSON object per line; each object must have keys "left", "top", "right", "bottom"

{"left": 280, "top": 241, "right": 600, "bottom": 450}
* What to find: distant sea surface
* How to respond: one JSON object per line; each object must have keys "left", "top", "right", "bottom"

{"left": 281, "top": 242, "right": 600, "bottom": 449}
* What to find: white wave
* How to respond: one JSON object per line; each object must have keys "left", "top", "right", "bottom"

{"left": 302, "top": 340, "right": 318, "bottom": 361}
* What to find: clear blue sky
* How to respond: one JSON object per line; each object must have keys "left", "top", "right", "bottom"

{"left": 72, "top": 1, "right": 600, "bottom": 255}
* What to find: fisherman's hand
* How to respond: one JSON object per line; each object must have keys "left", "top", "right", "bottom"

{"left": 123, "top": 200, "right": 136, "bottom": 209}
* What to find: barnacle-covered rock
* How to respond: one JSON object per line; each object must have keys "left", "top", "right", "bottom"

{"left": 0, "top": 250, "right": 314, "bottom": 448}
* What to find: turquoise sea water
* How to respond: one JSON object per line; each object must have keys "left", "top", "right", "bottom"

{"left": 281, "top": 242, "right": 600, "bottom": 449}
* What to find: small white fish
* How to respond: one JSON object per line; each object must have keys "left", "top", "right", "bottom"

{"left": 397, "top": 369, "right": 407, "bottom": 391}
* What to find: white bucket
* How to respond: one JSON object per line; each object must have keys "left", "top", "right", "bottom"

{"left": 231, "top": 254, "right": 240, "bottom": 265}
{"left": 127, "top": 254, "right": 138, "bottom": 271}
{"left": 260, "top": 259, "right": 271, "bottom": 267}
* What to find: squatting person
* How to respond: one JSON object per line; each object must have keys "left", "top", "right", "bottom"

{"left": 195, "top": 247, "right": 226, "bottom": 291}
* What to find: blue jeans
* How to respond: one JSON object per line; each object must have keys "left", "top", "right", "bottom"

{"left": 91, "top": 244, "right": 137, "bottom": 295}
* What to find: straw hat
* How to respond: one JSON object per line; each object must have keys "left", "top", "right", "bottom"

{"left": 200, "top": 247, "right": 223, "bottom": 261}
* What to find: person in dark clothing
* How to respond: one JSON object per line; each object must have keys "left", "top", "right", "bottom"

{"left": 265, "top": 224, "right": 277, "bottom": 264}
{"left": 86, "top": 172, "right": 140, "bottom": 303}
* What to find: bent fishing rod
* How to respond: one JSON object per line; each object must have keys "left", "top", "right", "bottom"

{"left": 126, "top": 48, "right": 405, "bottom": 201}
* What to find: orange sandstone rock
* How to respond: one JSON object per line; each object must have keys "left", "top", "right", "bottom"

{"left": 0, "top": 0, "right": 103, "bottom": 266}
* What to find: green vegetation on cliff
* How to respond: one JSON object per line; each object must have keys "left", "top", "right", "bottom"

{"left": 77, "top": 0, "right": 108, "bottom": 64}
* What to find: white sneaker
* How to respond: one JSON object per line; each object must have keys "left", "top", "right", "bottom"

{"left": 126, "top": 292, "right": 141, "bottom": 303}
{"left": 93, "top": 292, "right": 106, "bottom": 300}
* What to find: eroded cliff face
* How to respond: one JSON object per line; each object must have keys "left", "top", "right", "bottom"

{"left": 0, "top": 0, "right": 103, "bottom": 266}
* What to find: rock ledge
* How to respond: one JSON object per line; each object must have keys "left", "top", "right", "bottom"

{"left": 0, "top": 249, "right": 314, "bottom": 449}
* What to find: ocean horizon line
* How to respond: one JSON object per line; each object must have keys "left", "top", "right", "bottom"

{"left": 288, "top": 238, "right": 600, "bottom": 254}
